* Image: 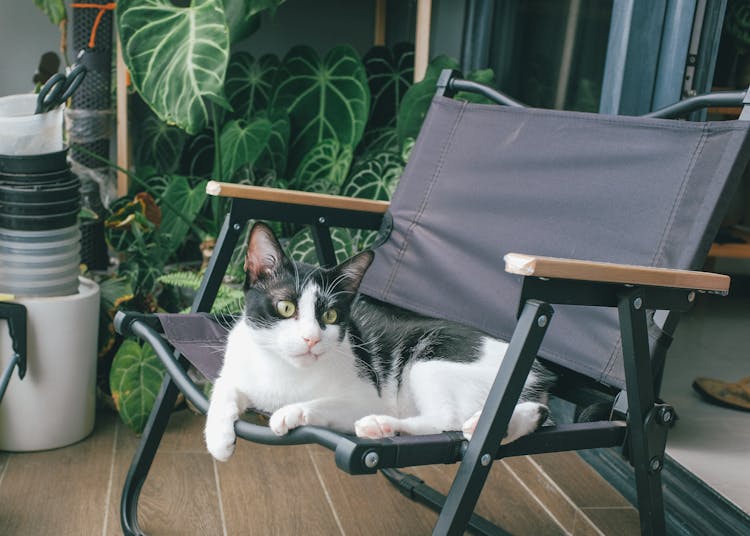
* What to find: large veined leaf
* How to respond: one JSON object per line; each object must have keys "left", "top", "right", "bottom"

{"left": 396, "top": 55, "right": 459, "bottom": 144}
{"left": 219, "top": 117, "right": 272, "bottom": 179}
{"left": 290, "top": 139, "right": 352, "bottom": 194}
{"left": 118, "top": 0, "right": 230, "bottom": 134}
{"left": 341, "top": 150, "right": 403, "bottom": 252}
{"left": 110, "top": 338, "right": 166, "bottom": 434}
{"left": 225, "top": 52, "right": 279, "bottom": 120}
{"left": 134, "top": 113, "right": 187, "bottom": 174}
{"left": 341, "top": 151, "right": 403, "bottom": 201}
{"left": 253, "top": 108, "right": 290, "bottom": 179}
{"left": 34, "top": 0, "right": 66, "bottom": 24}
{"left": 180, "top": 130, "right": 215, "bottom": 177}
{"left": 358, "top": 126, "right": 400, "bottom": 156}
{"left": 364, "top": 42, "right": 414, "bottom": 129}
{"left": 273, "top": 45, "right": 370, "bottom": 171}
{"left": 158, "top": 175, "right": 207, "bottom": 259}
{"left": 223, "top": 0, "right": 286, "bottom": 43}
{"left": 287, "top": 227, "right": 354, "bottom": 265}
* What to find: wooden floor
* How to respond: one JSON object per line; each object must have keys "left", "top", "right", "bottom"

{"left": 0, "top": 409, "right": 640, "bottom": 535}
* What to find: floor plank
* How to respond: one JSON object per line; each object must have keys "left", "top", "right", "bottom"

{"left": 409, "top": 462, "right": 568, "bottom": 535}
{"left": 579, "top": 507, "right": 640, "bottom": 536}
{"left": 308, "top": 445, "right": 438, "bottom": 535}
{"left": 504, "top": 456, "right": 579, "bottom": 532}
{"left": 533, "top": 452, "right": 631, "bottom": 509}
{"left": 216, "top": 441, "right": 343, "bottom": 535}
{"left": 0, "top": 410, "right": 117, "bottom": 536}
{"left": 106, "top": 410, "right": 224, "bottom": 536}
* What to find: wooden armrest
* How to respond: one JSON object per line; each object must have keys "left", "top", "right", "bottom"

{"left": 206, "top": 181, "right": 389, "bottom": 214}
{"left": 503, "top": 253, "right": 730, "bottom": 293}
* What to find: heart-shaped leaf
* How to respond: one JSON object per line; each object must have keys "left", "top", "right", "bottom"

{"left": 291, "top": 139, "right": 352, "bottom": 194}
{"left": 223, "top": 0, "right": 286, "bottom": 43}
{"left": 287, "top": 227, "right": 354, "bottom": 265}
{"left": 157, "top": 175, "right": 208, "bottom": 259}
{"left": 396, "top": 55, "right": 459, "bottom": 144}
{"left": 134, "top": 112, "right": 187, "bottom": 174}
{"left": 219, "top": 117, "right": 273, "bottom": 179}
{"left": 110, "top": 338, "right": 166, "bottom": 434}
{"left": 273, "top": 45, "right": 370, "bottom": 171}
{"left": 358, "top": 126, "right": 400, "bottom": 156}
{"left": 117, "top": 0, "right": 230, "bottom": 134}
{"left": 225, "top": 52, "right": 280, "bottom": 120}
{"left": 181, "top": 130, "right": 215, "bottom": 177}
{"left": 341, "top": 150, "right": 403, "bottom": 201}
{"left": 364, "top": 42, "right": 414, "bottom": 129}
{"left": 253, "top": 108, "right": 290, "bottom": 179}
{"left": 34, "top": 0, "right": 66, "bottom": 24}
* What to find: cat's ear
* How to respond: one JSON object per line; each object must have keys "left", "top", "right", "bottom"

{"left": 334, "top": 251, "right": 374, "bottom": 293}
{"left": 245, "top": 222, "right": 288, "bottom": 285}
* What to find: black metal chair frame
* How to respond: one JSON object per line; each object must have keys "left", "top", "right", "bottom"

{"left": 114, "top": 71, "right": 750, "bottom": 536}
{"left": 0, "top": 302, "right": 27, "bottom": 403}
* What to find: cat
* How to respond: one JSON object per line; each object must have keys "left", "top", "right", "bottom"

{"left": 205, "top": 222, "right": 553, "bottom": 462}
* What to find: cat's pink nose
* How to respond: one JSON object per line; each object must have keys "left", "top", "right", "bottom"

{"left": 303, "top": 336, "right": 320, "bottom": 349}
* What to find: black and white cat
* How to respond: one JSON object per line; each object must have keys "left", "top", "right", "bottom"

{"left": 205, "top": 222, "right": 552, "bottom": 461}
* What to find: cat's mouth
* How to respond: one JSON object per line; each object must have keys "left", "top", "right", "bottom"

{"left": 293, "top": 350, "right": 322, "bottom": 362}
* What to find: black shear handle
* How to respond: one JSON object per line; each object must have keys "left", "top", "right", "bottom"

{"left": 0, "top": 302, "right": 27, "bottom": 380}
{"left": 35, "top": 64, "right": 87, "bottom": 114}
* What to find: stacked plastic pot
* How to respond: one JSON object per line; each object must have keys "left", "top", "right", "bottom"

{"left": 0, "top": 95, "right": 81, "bottom": 297}
{"left": 0, "top": 91, "right": 100, "bottom": 452}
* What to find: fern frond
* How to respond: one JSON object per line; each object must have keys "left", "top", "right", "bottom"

{"left": 157, "top": 271, "right": 204, "bottom": 291}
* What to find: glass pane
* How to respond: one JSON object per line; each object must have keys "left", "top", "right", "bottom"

{"left": 489, "top": 0, "right": 614, "bottom": 112}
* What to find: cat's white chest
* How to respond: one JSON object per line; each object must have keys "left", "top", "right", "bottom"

{"left": 220, "top": 320, "right": 372, "bottom": 413}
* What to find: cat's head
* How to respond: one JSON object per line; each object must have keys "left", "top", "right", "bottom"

{"left": 242, "top": 222, "right": 373, "bottom": 368}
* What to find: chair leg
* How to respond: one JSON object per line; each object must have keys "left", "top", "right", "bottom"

{"left": 120, "top": 374, "right": 182, "bottom": 536}
{"left": 618, "top": 290, "right": 667, "bottom": 536}
{"left": 433, "top": 300, "right": 553, "bottom": 536}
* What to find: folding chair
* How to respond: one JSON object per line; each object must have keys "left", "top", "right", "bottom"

{"left": 114, "top": 70, "right": 750, "bottom": 536}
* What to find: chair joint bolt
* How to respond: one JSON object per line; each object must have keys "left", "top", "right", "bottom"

{"left": 363, "top": 450, "right": 379, "bottom": 468}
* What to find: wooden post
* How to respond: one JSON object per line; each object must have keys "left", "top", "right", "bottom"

{"left": 414, "top": 0, "right": 432, "bottom": 82}
{"left": 374, "top": 0, "right": 387, "bottom": 46}
{"left": 116, "top": 33, "right": 130, "bottom": 197}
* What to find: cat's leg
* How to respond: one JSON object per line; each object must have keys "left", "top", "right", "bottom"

{"left": 461, "top": 401, "right": 549, "bottom": 443}
{"left": 355, "top": 360, "right": 484, "bottom": 438}
{"left": 269, "top": 395, "right": 383, "bottom": 435}
{"left": 205, "top": 376, "right": 250, "bottom": 461}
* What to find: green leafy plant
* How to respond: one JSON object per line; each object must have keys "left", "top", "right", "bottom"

{"left": 157, "top": 271, "right": 244, "bottom": 314}
{"left": 110, "top": 0, "right": 504, "bottom": 432}
{"left": 110, "top": 339, "right": 166, "bottom": 434}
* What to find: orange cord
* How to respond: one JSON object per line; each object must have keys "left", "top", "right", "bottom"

{"left": 71, "top": 3, "right": 116, "bottom": 49}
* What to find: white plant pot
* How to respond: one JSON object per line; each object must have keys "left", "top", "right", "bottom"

{"left": 0, "top": 94, "right": 64, "bottom": 156}
{"left": 0, "top": 277, "right": 100, "bottom": 451}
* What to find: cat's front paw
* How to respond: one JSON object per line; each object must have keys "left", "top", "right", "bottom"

{"left": 269, "top": 404, "right": 309, "bottom": 435}
{"left": 205, "top": 419, "right": 237, "bottom": 462}
{"left": 354, "top": 415, "right": 398, "bottom": 439}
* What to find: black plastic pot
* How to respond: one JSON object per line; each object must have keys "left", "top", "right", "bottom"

{"left": 0, "top": 177, "right": 81, "bottom": 204}
{"left": 0, "top": 197, "right": 80, "bottom": 216}
{"left": 0, "top": 208, "right": 79, "bottom": 231}
{"left": 0, "top": 168, "right": 75, "bottom": 186}
{"left": 0, "top": 149, "right": 68, "bottom": 174}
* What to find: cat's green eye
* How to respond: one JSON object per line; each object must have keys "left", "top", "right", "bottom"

{"left": 322, "top": 309, "right": 338, "bottom": 324}
{"left": 276, "top": 300, "right": 296, "bottom": 318}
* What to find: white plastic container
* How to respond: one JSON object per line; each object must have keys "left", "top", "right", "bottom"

{"left": 0, "top": 278, "right": 99, "bottom": 451}
{"left": 0, "top": 94, "right": 64, "bottom": 155}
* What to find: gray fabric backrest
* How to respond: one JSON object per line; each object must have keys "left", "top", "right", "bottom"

{"left": 359, "top": 96, "right": 750, "bottom": 389}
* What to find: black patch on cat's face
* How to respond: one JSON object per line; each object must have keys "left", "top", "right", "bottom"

{"left": 243, "top": 222, "right": 374, "bottom": 331}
